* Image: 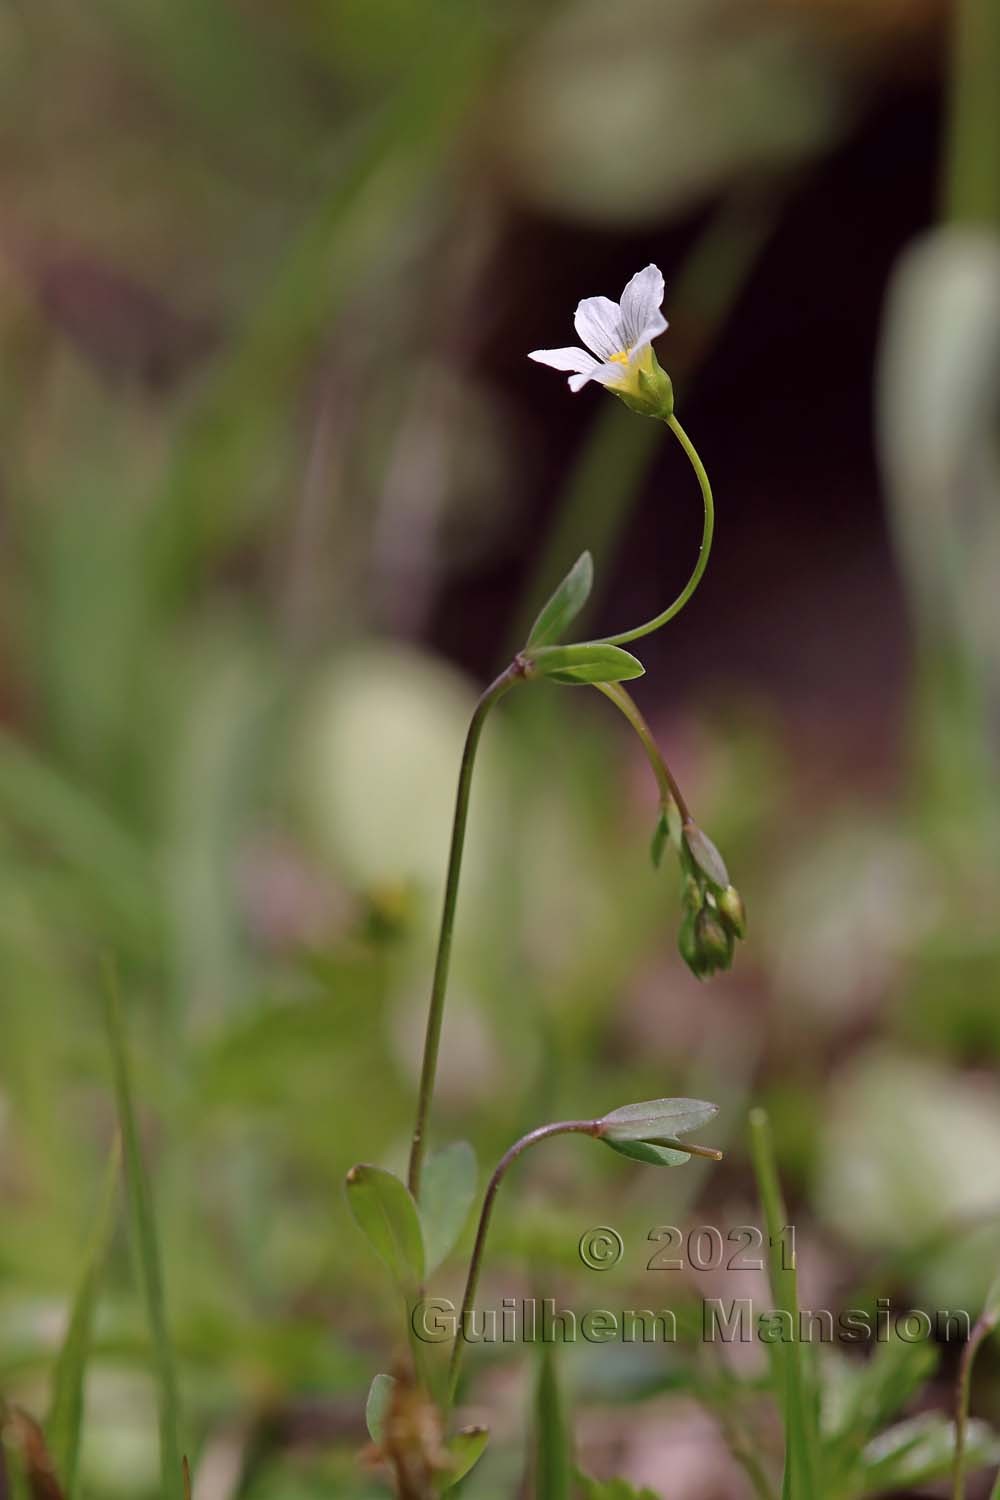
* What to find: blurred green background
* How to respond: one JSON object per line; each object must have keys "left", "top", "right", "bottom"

{"left": 2, "top": 0, "right": 1000, "bottom": 1495}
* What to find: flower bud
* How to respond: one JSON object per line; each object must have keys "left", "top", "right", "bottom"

{"left": 679, "top": 908, "right": 727, "bottom": 979}
{"left": 678, "top": 911, "right": 701, "bottom": 973}
{"left": 681, "top": 874, "right": 702, "bottom": 915}
{"left": 718, "top": 884, "right": 747, "bottom": 940}
{"left": 693, "top": 907, "right": 734, "bottom": 977}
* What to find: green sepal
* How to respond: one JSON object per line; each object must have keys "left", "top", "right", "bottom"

{"left": 683, "top": 823, "right": 729, "bottom": 889}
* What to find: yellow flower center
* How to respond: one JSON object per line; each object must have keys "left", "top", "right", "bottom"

{"left": 609, "top": 349, "right": 630, "bottom": 365}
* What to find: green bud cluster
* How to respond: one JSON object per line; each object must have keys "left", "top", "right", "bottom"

{"left": 674, "top": 820, "right": 746, "bottom": 980}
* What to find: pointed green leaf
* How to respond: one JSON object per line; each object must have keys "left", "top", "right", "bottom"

{"left": 527, "top": 643, "right": 645, "bottom": 686}
{"left": 345, "top": 1165, "right": 425, "bottom": 1289}
{"left": 534, "top": 1345, "right": 571, "bottom": 1500}
{"left": 102, "top": 963, "right": 183, "bottom": 1500}
{"left": 599, "top": 1098, "right": 718, "bottom": 1143}
{"left": 47, "top": 1136, "right": 121, "bottom": 1500}
{"left": 440, "top": 1426, "right": 489, "bottom": 1490}
{"left": 420, "top": 1142, "right": 477, "bottom": 1276}
{"left": 749, "top": 1108, "right": 818, "bottom": 1500}
{"left": 603, "top": 1137, "right": 691, "bottom": 1168}
{"left": 526, "top": 552, "right": 594, "bottom": 648}
{"left": 365, "top": 1372, "right": 397, "bottom": 1446}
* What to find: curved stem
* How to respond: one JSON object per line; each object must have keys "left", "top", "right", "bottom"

{"left": 447, "top": 1119, "right": 600, "bottom": 1404}
{"left": 598, "top": 414, "right": 715, "bottom": 647}
{"left": 593, "top": 680, "right": 690, "bottom": 820}
{"left": 953, "top": 1297, "right": 1000, "bottom": 1500}
{"left": 407, "top": 660, "right": 526, "bottom": 1200}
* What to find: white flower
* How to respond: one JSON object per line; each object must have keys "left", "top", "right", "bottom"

{"left": 528, "top": 263, "right": 668, "bottom": 394}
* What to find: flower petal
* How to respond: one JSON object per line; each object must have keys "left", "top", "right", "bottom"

{"left": 528, "top": 345, "right": 599, "bottom": 376}
{"left": 589, "top": 363, "right": 628, "bottom": 389}
{"left": 574, "top": 295, "right": 623, "bottom": 361}
{"left": 619, "top": 264, "right": 666, "bottom": 351}
{"left": 625, "top": 318, "right": 668, "bottom": 366}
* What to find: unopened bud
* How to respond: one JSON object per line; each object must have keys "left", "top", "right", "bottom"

{"left": 678, "top": 907, "right": 731, "bottom": 979}
{"left": 693, "top": 908, "right": 734, "bottom": 977}
{"left": 718, "top": 884, "right": 747, "bottom": 939}
{"left": 681, "top": 874, "right": 702, "bottom": 915}
{"left": 678, "top": 912, "right": 700, "bottom": 973}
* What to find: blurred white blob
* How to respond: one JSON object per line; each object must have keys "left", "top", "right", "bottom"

{"left": 818, "top": 1048, "right": 1000, "bottom": 1259}
{"left": 390, "top": 983, "right": 505, "bottom": 1106}
{"left": 878, "top": 228, "right": 1000, "bottom": 671}
{"left": 768, "top": 824, "right": 937, "bottom": 1024}
{"left": 79, "top": 1370, "right": 161, "bottom": 1495}
{"left": 491, "top": 0, "right": 843, "bottom": 223}
{"left": 293, "top": 643, "right": 510, "bottom": 934}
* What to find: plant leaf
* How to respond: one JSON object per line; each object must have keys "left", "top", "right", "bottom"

{"left": 602, "top": 1138, "right": 691, "bottom": 1168}
{"left": 823, "top": 1332, "right": 938, "bottom": 1492}
{"left": 440, "top": 1426, "right": 489, "bottom": 1490}
{"left": 599, "top": 1098, "right": 718, "bottom": 1143}
{"left": 526, "top": 643, "right": 644, "bottom": 686}
{"left": 46, "top": 1136, "right": 121, "bottom": 1500}
{"left": 102, "top": 962, "right": 184, "bottom": 1500}
{"left": 749, "top": 1108, "right": 819, "bottom": 1500}
{"left": 861, "top": 1414, "right": 1000, "bottom": 1494}
{"left": 526, "top": 551, "right": 594, "bottom": 648}
{"left": 420, "top": 1142, "right": 477, "bottom": 1276}
{"left": 365, "top": 1373, "right": 397, "bottom": 1447}
{"left": 345, "top": 1164, "right": 425, "bottom": 1289}
{"left": 534, "top": 1345, "right": 572, "bottom": 1500}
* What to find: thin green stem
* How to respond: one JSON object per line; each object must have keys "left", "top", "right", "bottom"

{"left": 447, "top": 1119, "right": 600, "bottom": 1404}
{"left": 597, "top": 414, "right": 715, "bottom": 648}
{"left": 749, "top": 1107, "right": 818, "bottom": 1499}
{"left": 953, "top": 1298, "right": 1000, "bottom": 1500}
{"left": 593, "top": 680, "right": 690, "bottom": 820}
{"left": 407, "top": 659, "right": 525, "bottom": 1201}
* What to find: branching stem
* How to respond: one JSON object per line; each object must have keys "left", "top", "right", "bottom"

{"left": 446, "top": 1120, "right": 600, "bottom": 1403}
